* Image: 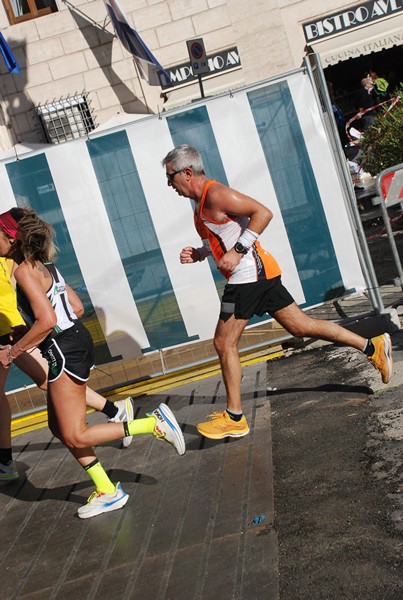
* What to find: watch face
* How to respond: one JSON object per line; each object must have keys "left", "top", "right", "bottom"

{"left": 235, "top": 242, "right": 247, "bottom": 255}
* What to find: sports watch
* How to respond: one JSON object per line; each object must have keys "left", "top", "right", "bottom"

{"left": 234, "top": 242, "right": 248, "bottom": 255}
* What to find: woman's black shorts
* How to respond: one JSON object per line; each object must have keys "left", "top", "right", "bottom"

{"left": 219, "top": 275, "right": 295, "bottom": 321}
{"left": 41, "top": 320, "right": 95, "bottom": 383}
{"left": 0, "top": 333, "right": 11, "bottom": 345}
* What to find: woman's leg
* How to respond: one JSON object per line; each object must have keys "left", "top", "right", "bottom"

{"left": 47, "top": 373, "right": 119, "bottom": 496}
{"left": 0, "top": 365, "right": 19, "bottom": 478}
{"left": 0, "top": 349, "right": 47, "bottom": 477}
{"left": 15, "top": 348, "right": 119, "bottom": 416}
{"left": 47, "top": 372, "right": 122, "bottom": 462}
{"left": 15, "top": 349, "right": 133, "bottom": 445}
{"left": 0, "top": 365, "right": 12, "bottom": 454}
{"left": 49, "top": 370, "right": 184, "bottom": 459}
{"left": 47, "top": 372, "right": 130, "bottom": 518}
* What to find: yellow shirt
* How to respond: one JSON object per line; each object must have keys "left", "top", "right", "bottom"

{"left": 0, "top": 257, "right": 25, "bottom": 336}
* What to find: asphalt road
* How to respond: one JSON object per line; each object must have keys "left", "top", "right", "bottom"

{"left": 268, "top": 340, "right": 402, "bottom": 600}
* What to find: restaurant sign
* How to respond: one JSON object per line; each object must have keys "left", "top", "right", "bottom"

{"left": 162, "top": 47, "right": 241, "bottom": 90}
{"left": 304, "top": 0, "right": 402, "bottom": 42}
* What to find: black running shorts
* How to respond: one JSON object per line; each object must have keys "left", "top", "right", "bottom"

{"left": 41, "top": 320, "right": 95, "bottom": 383}
{"left": 0, "top": 333, "right": 11, "bottom": 345}
{"left": 219, "top": 275, "right": 295, "bottom": 321}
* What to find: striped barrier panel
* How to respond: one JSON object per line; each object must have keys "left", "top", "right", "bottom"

{"left": 377, "top": 164, "right": 403, "bottom": 207}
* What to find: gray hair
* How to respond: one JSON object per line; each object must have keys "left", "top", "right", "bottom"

{"left": 162, "top": 144, "right": 205, "bottom": 175}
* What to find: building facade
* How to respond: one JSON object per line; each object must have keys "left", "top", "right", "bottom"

{"left": 0, "top": 0, "right": 402, "bottom": 151}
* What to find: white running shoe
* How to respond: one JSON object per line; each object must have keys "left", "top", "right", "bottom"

{"left": 0, "top": 460, "right": 19, "bottom": 481}
{"left": 77, "top": 483, "right": 129, "bottom": 519}
{"left": 109, "top": 397, "right": 134, "bottom": 448}
{"left": 147, "top": 403, "right": 186, "bottom": 456}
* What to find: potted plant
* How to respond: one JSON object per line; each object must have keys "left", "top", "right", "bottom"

{"left": 360, "top": 88, "right": 403, "bottom": 176}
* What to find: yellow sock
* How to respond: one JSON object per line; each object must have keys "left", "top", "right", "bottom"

{"left": 126, "top": 415, "right": 156, "bottom": 437}
{"left": 84, "top": 459, "right": 115, "bottom": 494}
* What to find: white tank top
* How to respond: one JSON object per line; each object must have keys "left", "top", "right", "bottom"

{"left": 17, "top": 262, "right": 77, "bottom": 334}
{"left": 44, "top": 262, "right": 77, "bottom": 332}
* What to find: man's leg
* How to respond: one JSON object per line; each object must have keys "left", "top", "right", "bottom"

{"left": 272, "top": 302, "right": 366, "bottom": 349}
{"left": 214, "top": 315, "right": 249, "bottom": 411}
{"left": 272, "top": 302, "right": 393, "bottom": 383}
{"left": 197, "top": 316, "right": 250, "bottom": 439}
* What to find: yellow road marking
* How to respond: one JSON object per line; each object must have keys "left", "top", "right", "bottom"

{"left": 11, "top": 348, "right": 284, "bottom": 437}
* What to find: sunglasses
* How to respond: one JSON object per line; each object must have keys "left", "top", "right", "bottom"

{"left": 166, "top": 165, "right": 193, "bottom": 182}
{"left": 166, "top": 169, "right": 183, "bottom": 182}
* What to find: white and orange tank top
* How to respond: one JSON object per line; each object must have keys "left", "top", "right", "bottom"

{"left": 194, "top": 180, "right": 282, "bottom": 284}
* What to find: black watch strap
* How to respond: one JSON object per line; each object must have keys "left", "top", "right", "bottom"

{"left": 234, "top": 242, "right": 248, "bottom": 255}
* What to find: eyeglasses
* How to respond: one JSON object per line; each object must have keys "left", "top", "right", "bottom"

{"left": 166, "top": 165, "right": 193, "bottom": 183}
{"left": 166, "top": 169, "right": 183, "bottom": 183}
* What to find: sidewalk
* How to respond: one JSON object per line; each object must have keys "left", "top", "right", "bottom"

{"left": 2, "top": 329, "right": 403, "bottom": 598}
{"left": 2, "top": 325, "right": 402, "bottom": 600}
{"left": 1, "top": 360, "right": 279, "bottom": 600}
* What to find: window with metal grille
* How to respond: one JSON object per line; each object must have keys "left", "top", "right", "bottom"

{"left": 36, "top": 94, "right": 96, "bottom": 144}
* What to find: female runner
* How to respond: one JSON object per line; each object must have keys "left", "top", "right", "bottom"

{"left": 0, "top": 207, "right": 185, "bottom": 518}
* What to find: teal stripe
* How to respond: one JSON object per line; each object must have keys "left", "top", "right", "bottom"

{"left": 86, "top": 131, "right": 197, "bottom": 351}
{"left": 248, "top": 81, "right": 344, "bottom": 307}
{"left": 5, "top": 154, "right": 112, "bottom": 389}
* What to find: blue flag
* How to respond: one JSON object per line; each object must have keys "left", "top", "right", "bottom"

{"left": 103, "top": 0, "right": 171, "bottom": 87}
{"left": 0, "top": 33, "right": 20, "bottom": 74}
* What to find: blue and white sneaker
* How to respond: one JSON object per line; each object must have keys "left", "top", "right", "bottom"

{"left": 77, "top": 483, "right": 129, "bottom": 519}
{"left": 0, "top": 460, "right": 19, "bottom": 481}
{"left": 147, "top": 403, "right": 186, "bottom": 456}
{"left": 109, "top": 397, "right": 134, "bottom": 448}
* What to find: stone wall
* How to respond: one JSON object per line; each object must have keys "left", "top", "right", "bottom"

{"left": 0, "top": 0, "right": 349, "bottom": 149}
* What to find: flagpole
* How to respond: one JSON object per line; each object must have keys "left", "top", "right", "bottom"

{"left": 131, "top": 59, "right": 152, "bottom": 114}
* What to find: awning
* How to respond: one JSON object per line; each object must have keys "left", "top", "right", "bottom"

{"left": 309, "top": 16, "right": 403, "bottom": 67}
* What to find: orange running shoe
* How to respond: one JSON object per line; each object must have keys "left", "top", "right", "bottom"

{"left": 197, "top": 411, "right": 249, "bottom": 439}
{"left": 368, "top": 333, "right": 393, "bottom": 384}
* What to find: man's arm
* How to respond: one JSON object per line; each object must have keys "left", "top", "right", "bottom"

{"left": 205, "top": 183, "right": 273, "bottom": 273}
{"left": 205, "top": 183, "right": 273, "bottom": 234}
{"left": 180, "top": 246, "right": 201, "bottom": 264}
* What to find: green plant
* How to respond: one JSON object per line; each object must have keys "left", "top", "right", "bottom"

{"left": 360, "top": 89, "right": 403, "bottom": 175}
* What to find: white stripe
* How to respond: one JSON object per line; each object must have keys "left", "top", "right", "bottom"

{"left": 206, "top": 91, "right": 305, "bottom": 302}
{"left": 45, "top": 142, "right": 149, "bottom": 358}
{"left": 126, "top": 117, "right": 220, "bottom": 341}
{"left": 385, "top": 170, "right": 403, "bottom": 206}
